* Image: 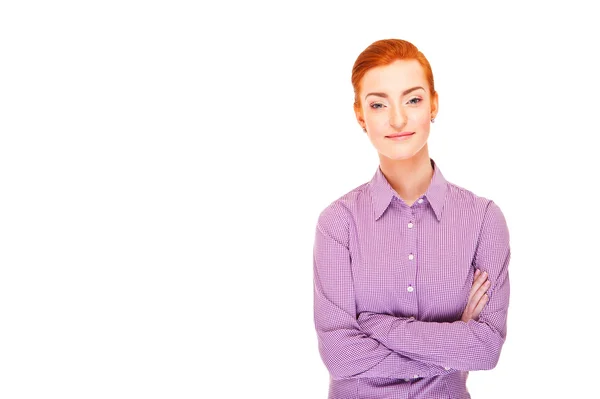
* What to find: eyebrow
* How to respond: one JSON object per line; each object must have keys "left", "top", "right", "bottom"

{"left": 364, "top": 86, "right": 425, "bottom": 100}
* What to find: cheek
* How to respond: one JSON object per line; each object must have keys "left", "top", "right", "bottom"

{"left": 366, "top": 115, "right": 389, "bottom": 131}
{"left": 410, "top": 110, "right": 431, "bottom": 128}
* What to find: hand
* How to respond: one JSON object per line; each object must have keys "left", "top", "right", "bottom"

{"left": 461, "top": 269, "right": 490, "bottom": 323}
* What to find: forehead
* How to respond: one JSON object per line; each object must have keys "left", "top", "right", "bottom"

{"left": 360, "top": 59, "right": 428, "bottom": 93}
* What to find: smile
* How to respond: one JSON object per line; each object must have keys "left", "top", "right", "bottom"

{"left": 386, "top": 133, "right": 415, "bottom": 140}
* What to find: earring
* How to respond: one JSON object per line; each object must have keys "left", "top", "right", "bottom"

{"left": 431, "top": 117, "right": 435, "bottom": 123}
{"left": 363, "top": 127, "right": 367, "bottom": 132}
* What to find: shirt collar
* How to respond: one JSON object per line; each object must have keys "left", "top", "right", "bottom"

{"left": 368, "top": 158, "right": 448, "bottom": 222}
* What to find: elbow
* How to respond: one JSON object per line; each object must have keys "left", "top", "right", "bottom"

{"left": 477, "top": 336, "right": 505, "bottom": 370}
{"left": 463, "top": 319, "right": 506, "bottom": 371}
{"left": 328, "top": 369, "right": 354, "bottom": 381}
{"left": 480, "top": 345, "right": 502, "bottom": 370}
{"left": 319, "top": 346, "right": 356, "bottom": 380}
{"left": 456, "top": 342, "right": 502, "bottom": 371}
{"left": 322, "top": 361, "right": 352, "bottom": 380}
{"left": 454, "top": 330, "right": 505, "bottom": 371}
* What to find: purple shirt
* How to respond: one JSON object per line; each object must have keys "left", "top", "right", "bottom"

{"left": 313, "top": 158, "right": 511, "bottom": 399}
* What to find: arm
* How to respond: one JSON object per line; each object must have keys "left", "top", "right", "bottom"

{"left": 357, "top": 200, "right": 511, "bottom": 371}
{"left": 313, "top": 204, "right": 453, "bottom": 380}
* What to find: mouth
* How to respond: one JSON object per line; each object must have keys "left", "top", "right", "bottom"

{"left": 386, "top": 132, "right": 415, "bottom": 138}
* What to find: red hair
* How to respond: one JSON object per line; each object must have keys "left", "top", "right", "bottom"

{"left": 352, "top": 39, "right": 436, "bottom": 111}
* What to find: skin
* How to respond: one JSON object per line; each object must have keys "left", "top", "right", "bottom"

{"left": 462, "top": 269, "right": 490, "bottom": 322}
{"left": 355, "top": 59, "right": 438, "bottom": 206}
{"left": 354, "top": 59, "right": 489, "bottom": 320}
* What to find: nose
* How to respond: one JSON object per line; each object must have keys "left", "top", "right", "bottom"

{"left": 389, "top": 104, "right": 407, "bottom": 129}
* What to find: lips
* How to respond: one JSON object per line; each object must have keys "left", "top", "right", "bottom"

{"left": 386, "top": 132, "right": 414, "bottom": 138}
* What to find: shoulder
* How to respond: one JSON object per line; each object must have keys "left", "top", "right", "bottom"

{"left": 315, "top": 182, "right": 370, "bottom": 241}
{"left": 445, "top": 181, "right": 509, "bottom": 239}
{"left": 446, "top": 181, "right": 506, "bottom": 218}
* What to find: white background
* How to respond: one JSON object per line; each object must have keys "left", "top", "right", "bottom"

{"left": 1, "top": 1, "right": 598, "bottom": 398}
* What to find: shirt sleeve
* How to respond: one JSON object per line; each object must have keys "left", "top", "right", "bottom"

{"left": 356, "top": 200, "right": 511, "bottom": 371}
{"left": 313, "top": 203, "right": 454, "bottom": 380}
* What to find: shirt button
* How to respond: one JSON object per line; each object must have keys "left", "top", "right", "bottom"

{"left": 413, "top": 375, "right": 419, "bottom": 379}
{"left": 408, "top": 254, "right": 414, "bottom": 260}
{"left": 444, "top": 367, "right": 451, "bottom": 370}
{"left": 418, "top": 198, "right": 424, "bottom": 204}
{"left": 408, "top": 222, "right": 414, "bottom": 228}
{"left": 407, "top": 286, "right": 414, "bottom": 292}
{"left": 404, "top": 378, "right": 410, "bottom": 382}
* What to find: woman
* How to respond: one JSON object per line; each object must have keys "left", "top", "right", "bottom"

{"left": 313, "top": 39, "right": 511, "bottom": 399}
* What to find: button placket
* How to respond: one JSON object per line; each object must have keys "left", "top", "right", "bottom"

{"left": 406, "top": 216, "right": 416, "bottom": 294}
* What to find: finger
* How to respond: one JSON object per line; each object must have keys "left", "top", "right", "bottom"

{"left": 468, "top": 293, "right": 489, "bottom": 321}
{"left": 471, "top": 271, "right": 488, "bottom": 297}
{"left": 468, "top": 273, "right": 483, "bottom": 301}
{"left": 472, "top": 294, "right": 490, "bottom": 320}
{"left": 468, "top": 271, "right": 488, "bottom": 302}
{"left": 477, "top": 270, "right": 488, "bottom": 285}
{"left": 476, "top": 279, "right": 491, "bottom": 297}
{"left": 471, "top": 280, "right": 491, "bottom": 311}
{"left": 468, "top": 278, "right": 490, "bottom": 312}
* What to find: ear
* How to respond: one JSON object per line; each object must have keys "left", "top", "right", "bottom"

{"left": 354, "top": 103, "right": 366, "bottom": 131}
{"left": 430, "top": 91, "right": 439, "bottom": 120}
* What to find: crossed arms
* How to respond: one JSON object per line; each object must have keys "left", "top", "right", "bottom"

{"left": 313, "top": 201, "right": 510, "bottom": 380}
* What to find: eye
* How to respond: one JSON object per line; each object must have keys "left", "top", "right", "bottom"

{"left": 370, "top": 102, "right": 384, "bottom": 109}
{"left": 407, "top": 97, "right": 422, "bottom": 105}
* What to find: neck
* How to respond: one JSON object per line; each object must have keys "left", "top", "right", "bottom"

{"left": 378, "top": 147, "right": 434, "bottom": 204}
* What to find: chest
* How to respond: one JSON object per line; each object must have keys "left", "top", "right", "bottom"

{"left": 349, "top": 207, "right": 480, "bottom": 320}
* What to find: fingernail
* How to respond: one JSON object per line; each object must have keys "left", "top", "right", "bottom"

{"left": 475, "top": 269, "right": 480, "bottom": 275}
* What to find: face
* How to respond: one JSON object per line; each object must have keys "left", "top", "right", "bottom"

{"left": 355, "top": 59, "right": 438, "bottom": 161}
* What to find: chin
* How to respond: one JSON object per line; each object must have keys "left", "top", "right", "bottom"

{"left": 379, "top": 150, "right": 419, "bottom": 161}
